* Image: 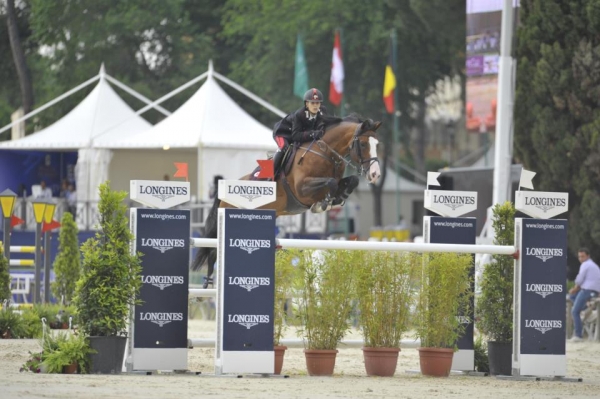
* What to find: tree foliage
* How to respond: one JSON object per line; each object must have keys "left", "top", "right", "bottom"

{"left": 0, "top": 246, "right": 11, "bottom": 303}
{"left": 514, "top": 0, "right": 600, "bottom": 267}
{"left": 52, "top": 212, "right": 81, "bottom": 305}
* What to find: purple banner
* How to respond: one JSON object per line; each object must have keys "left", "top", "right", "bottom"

{"left": 466, "top": 55, "right": 484, "bottom": 76}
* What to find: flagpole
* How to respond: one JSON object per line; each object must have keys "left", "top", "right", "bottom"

{"left": 392, "top": 29, "right": 401, "bottom": 225}
{"left": 338, "top": 28, "right": 350, "bottom": 238}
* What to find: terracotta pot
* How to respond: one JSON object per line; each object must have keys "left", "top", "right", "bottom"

{"left": 418, "top": 347, "right": 454, "bottom": 377}
{"left": 304, "top": 349, "right": 338, "bottom": 376}
{"left": 362, "top": 347, "right": 400, "bottom": 377}
{"left": 63, "top": 362, "right": 78, "bottom": 374}
{"left": 274, "top": 345, "right": 287, "bottom": 375}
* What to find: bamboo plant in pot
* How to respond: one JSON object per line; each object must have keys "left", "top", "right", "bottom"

{"left": 73, "top": 182, "right": 142, "bottom": 374}
{"left": 293, "top": 249, "right": 356, "bottom": 376}
{"left": 477, "top": 201, "right": 515, "bottom": 376}
{"left": 416, "top": 252, "right": 472, "bottom": 377}
{"left": 355, "top": 251, "right": 420, "bottom": 376}
{"left": 273, "top": 249, "right": 297, "bottom": 375}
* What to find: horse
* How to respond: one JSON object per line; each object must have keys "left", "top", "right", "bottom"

{"left": 192, "top": 114, "right": 382, "bottom": 287}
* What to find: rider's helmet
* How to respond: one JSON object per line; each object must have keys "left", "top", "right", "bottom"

{"left": 303, "top": 88, "right": 324, "bottom": 102}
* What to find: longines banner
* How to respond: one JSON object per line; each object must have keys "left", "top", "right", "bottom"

{"left": 424, "top": 216, "right": 476, "bottom": 371}
{"left": 131, "top": 208, "right": 190, "bottom": 371}
{"left": 424, "top": 190, "right": 478, "bottom": 218}
{"left": 218, "top": 179, "right": 276, "bottom": 209}
{"left": 217, "top": 208, "right": 276, "bottom": 374}
{"left": 130, "top": 180, "right": 191, "bottom": 209}
{"left": 514, "top": 218, "right": 568, "bottom": 377}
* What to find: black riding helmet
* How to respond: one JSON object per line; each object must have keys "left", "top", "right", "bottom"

{"left": 303, "top": 88, "right": 324, "bottom": 102}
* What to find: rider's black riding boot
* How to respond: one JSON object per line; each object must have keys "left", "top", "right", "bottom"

{"left": 272, "top": 150, "right": 284, "bottom": 178}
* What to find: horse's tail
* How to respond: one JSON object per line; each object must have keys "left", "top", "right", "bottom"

{"left": 191, "top": 195, "right": 219, "bottom": 280}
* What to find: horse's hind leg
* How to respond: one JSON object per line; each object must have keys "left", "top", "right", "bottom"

{"left": 332, "top": 175, "right": 359, "bottom": 206}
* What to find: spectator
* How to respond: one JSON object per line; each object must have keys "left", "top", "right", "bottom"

{"left": 36, "top": 180, "right": 53, "bottom": 199}
{"left": 66, "top": 183, "right": 77, "bottom": 217}
{"left": 59, "top": 179, "right": 69, "bottom": 198}
{"left": 568, "top": 248, "right": 600, "bottom": 342}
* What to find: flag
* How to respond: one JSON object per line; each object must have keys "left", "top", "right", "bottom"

{"left": 383, "top": 38, "right": 396, "bottom": 114}
{"left": 427, "top": 172, "right": 441, "bottom": 187}
{"left": 329, "top": 30, "right": 344, "bottom": 106}
{"left": 294, "top": 35, "right": 309, "bottom": 98}
{"left": 256, "top": 159, "right": 274, "bottom": 179}
{"left": 174, "top": 162, "right": 188, "bottom": 181}
{"left": 42, "top": 220, "right": 61, "bottom": 233}
{"left": 519, "top": 169, "right": 536, "bottom": 190}
{"left": 10, "top": 215, "right": 24, "bottom": 228}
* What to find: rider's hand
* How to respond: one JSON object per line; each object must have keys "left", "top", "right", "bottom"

{"left": 310, "top": 129, "right": 324, "bottom": 140}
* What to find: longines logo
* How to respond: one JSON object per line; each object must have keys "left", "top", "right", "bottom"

{"left": 524, "top": 196, "right": 567, "bottom": 213}
{"left": 525, "top": 319, "right": 562, "bottom": 334}
{"left": 227, "top": 185, "right": 274, "bottom": 202}
{"left": 228, "top": 276, "right": 270, "bottom": 292}
{"left": 227, "top": 314, "right": 270, "bottom": 329}
{"left": 525, "top": 247, "right": 563, "bottom": 262}
{"left": 139, "top": 184, "right": 188, "bottom": 202}
{"left": 432, "top": 194, "right": 476, "bottom": 211}
{"left": 229, "top": 238, "right": 271, "bottom": 254}
{"left": 141, "top": 238, "right": 185, "bottom": 254}
{"left": 525, "top": 283, "right": 563, "bottom": 298}
{"left": 142, "top": 275, "right": 185, "bottom": 290}
{"left": 139, "top": 312, "right": 184, "bottom": 327}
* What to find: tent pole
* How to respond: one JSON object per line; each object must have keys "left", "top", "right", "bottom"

{"left": 0, "top": 75, "right": 101, "bottom": 136}
{"left": 213, "top": 72, "right": 286, "bottom": 118}
{"left": 105, "top": 74, "right": 172, "bottom": 117}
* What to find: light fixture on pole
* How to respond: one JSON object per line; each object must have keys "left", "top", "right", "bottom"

{"left": 0, "top": 189, "right": 17, "bottom": 262}
{"left": 43, "top": 202, "right": 56, "bottom": 303}
{"left": 31, "top": 199, "right": 48, "bottom": 304}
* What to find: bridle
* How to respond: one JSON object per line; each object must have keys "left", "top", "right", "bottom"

{"left": 298, "top": 123, "right": 379, "bottom": 178}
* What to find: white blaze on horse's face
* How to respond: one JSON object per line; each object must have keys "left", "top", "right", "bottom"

{"left": 367, "top": 137, "right": 381, "bottom": 183}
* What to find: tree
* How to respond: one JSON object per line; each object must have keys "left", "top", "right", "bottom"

{"left": 5, "top": 0, "right": 34, "bottom": 114}
{"left": 0, "top": 246, "right": 11, "bottom": 303}
{"left": 514, "top": 0, "right": 600, "bottom": 267}
{"left": 52, "top": 212, "right": 80, "bottom": 304}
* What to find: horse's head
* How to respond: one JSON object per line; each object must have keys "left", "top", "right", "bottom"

{"left": 350, "top": 119, "right": 382, "bottom": 184}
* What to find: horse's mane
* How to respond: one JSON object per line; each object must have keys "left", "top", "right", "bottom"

{"left": 323, "top": 113, "right": 374, "bottom": 132}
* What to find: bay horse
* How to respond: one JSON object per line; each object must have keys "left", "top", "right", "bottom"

{"left": 192, "top": 114, "right": 382, "bottom": 287}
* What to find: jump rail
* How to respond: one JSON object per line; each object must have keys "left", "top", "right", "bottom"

{"left": 191, "top": 237, "right": 517, "bottom": 256}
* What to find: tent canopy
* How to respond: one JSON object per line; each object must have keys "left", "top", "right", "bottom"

{"left": 96, "top": 73, "right": 277, "bottom": 151}
{"left": 0, "top": 77, "right": 151, "bottom": 151}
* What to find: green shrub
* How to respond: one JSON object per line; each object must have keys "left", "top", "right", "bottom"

{"left": 0, "top": 307, "right": 26, "bottom": 338}
{"left": 0, "top": 246, "right": 10, "bottom": 303}
{"left": 274, "top": 250, "right": 297, "bottom": 345}
{"left": 52, "top": 212, "right": 81, "bottom": 304}
{"left": 477, "top": 201, "right": 515, "bottom": 342}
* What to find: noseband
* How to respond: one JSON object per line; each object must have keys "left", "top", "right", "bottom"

{"left": 349, "top": 124, "right": 379, "bottom": 177}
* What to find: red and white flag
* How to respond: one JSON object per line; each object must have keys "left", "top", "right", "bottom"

{"left": 329, "top": 31, "right": 344, "bottom": 106}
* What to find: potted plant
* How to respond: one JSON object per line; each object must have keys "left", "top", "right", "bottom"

{"left": 293, "top": 249, "right": 356, "bottom": 376}
{"left": 0, "top": 306, "right": 26, "bottom": 339}
{"left": 0, "top": 246, "right": 11, "bottom": 303}
{"left": 42, "top": 331, "right": 94, "bottom": 374}
{"left": 273, "top": 249, "right": 297, "bottom": 375}
{"left": 52, "top": 211, "right": 81, "bottom": 305}
{"left": 73, "top": 181, "right": 142, "bottom": 374}
{"left": 477, "top": 201, "right": 515, "bottom": 375}
{"left": 355, "top": 251, "right": 420, "bottom": 376}
{"left": 416, "top": 252, "right": 472, "bottom": 377}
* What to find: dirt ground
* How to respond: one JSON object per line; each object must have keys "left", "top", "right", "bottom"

{"left": 2, "top": 319, "right": 599, "bottom": 399}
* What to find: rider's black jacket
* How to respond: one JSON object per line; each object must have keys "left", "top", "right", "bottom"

{"left": 273, "top": 105, "right": 329, "bottom": 144}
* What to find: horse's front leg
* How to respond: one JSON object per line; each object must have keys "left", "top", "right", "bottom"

{"left": 332, "top": 175, "right": 359, "bottom": 206}
{"left": 297, "top": 176, "right": 338, "bottom": 213}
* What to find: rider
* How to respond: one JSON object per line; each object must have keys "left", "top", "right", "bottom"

{"left": 272, "top": 88, "right": 329, "bottom": 177}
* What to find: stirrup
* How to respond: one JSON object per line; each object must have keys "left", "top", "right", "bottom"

{"left": 202, "top": 276, "right": 214, "bottom": 289}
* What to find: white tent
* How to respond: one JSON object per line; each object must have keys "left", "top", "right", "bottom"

{"left": 99, "top": 63, "right": 279, "bottom": 199}
{"left": 0, "top": 66, "right": 154, "bottom": 205}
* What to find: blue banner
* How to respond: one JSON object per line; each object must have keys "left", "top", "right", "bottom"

{"left": 520, "top": 219, "right": 568, "bottom": 355}
{"left": 222, "top": 208, "right": 275, "bottom": 352}
{"left": 133, "top": 209, "right": 190, "bottom": 349}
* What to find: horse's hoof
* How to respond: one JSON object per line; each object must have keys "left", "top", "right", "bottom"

{"left": 310, "top": 200, "right": 331, "bottom": 213}
{"left": 202, "top": 277, "right": 214, "bottom": 289}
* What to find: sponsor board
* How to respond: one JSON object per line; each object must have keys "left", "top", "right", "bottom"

{"left": 424, "top": 216, "right": 476, "bottom": 371}
{"left": 424, "top": 190, "right": 478, "bottom": 217}
{"left": 218, "top": 179, "right": 276, "bottom": 209}
{"left": 131, "top": 208, "right": 190, "bottom": 371}
{"left": 130, "top": 180, "right": 190, "bottom": 209}
{"left": 217, "top": 208, "right": 276, "bottom": 374}
{"left": 514, "top": 218, "right": 568, "bottom": 376}
{"left": 515, "top": 191, "right": 568, "bottom": 219}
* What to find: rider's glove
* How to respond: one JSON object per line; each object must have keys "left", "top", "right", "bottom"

{"left": 310, "top": 129, "right": 324, "bottom": 140}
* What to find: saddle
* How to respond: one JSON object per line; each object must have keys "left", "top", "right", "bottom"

{"left": 250, "top": 144, "right": 298, "bottom": 181}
